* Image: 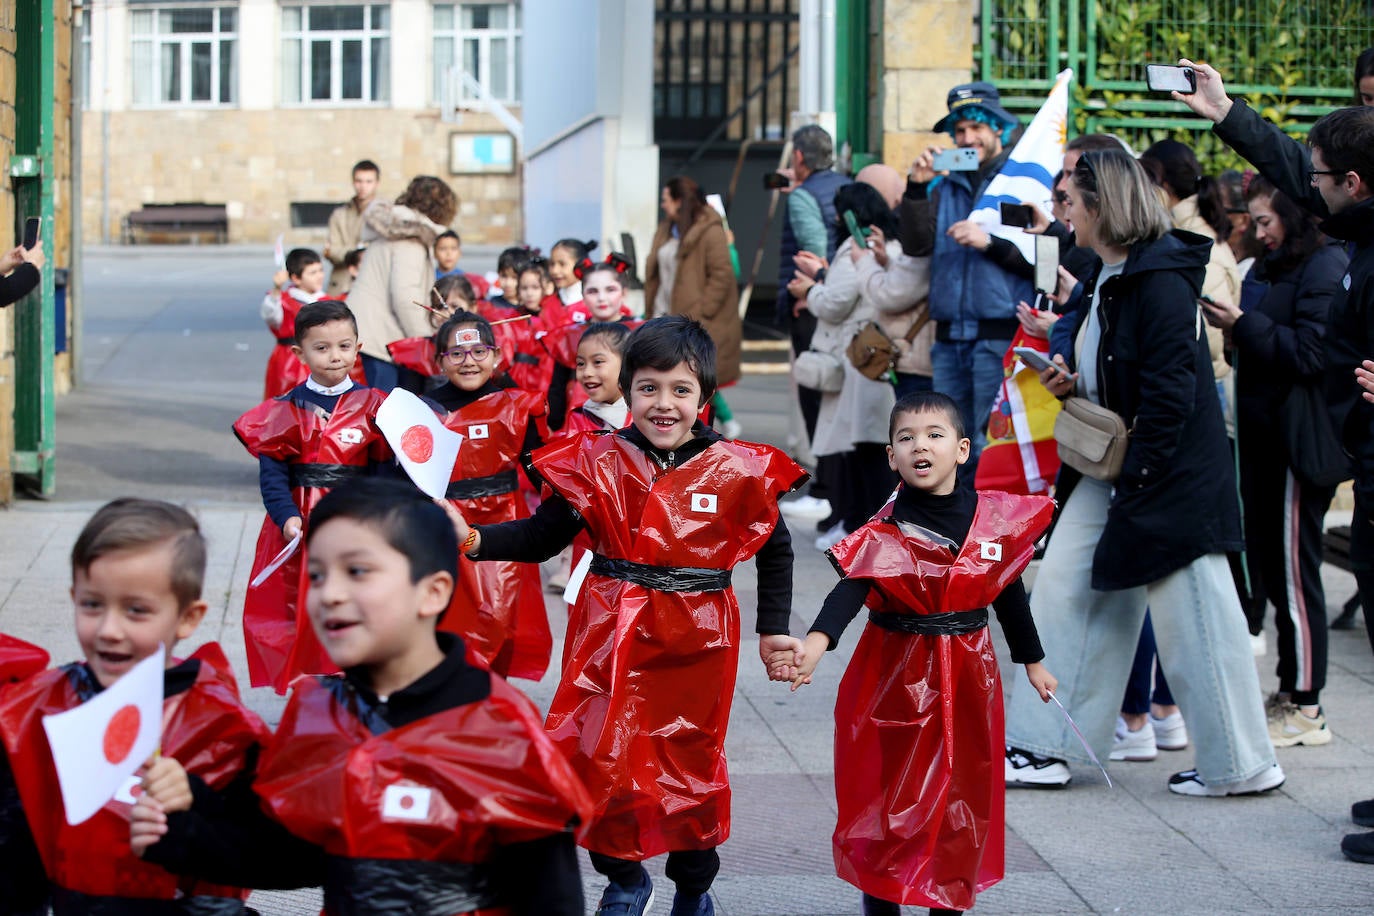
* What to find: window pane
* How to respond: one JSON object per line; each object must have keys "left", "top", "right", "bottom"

{"left": 434, "top": 4, "right": 454, "bottom": 30}
{"left": 189, "top": 41, "right": 212, "bottom": 100}
{"left": 489, "top": 5, "right": 507, "bottom": 28}
{"left": 462, "top": 37, "right": 480, "bottom": 81}
{"left": 433, "top": 35, "right": 454, "bottom": 102}
{"left": 310, "top": 40, "right": 332, "bottom": 99}
{"left": 489, "top": 36, "right": 507, "bottom": 100}
{"left": 160, "top": 42, "right": 181, "bottom": 101}
{"left": 341, "top": 39, "right": 362, "bottom": 99}
{"left": 371, "top": 37, "right": 389, "bottom": 101}
{"left": 462, "top": 6, "right": 487, "bottom": 29}
{"left": 220, "top": 39, "right": 236, "bottom": 102}
{"left": 169, "top": 9, "right": 213, "bottom": 34}
{"left": 132, "top": 40, "right": 155, "bottom": 104}
{"left": 281, "top": 38, "right": 302, "bottom": 102}
{"left": 370, "top": 5, "right": 389, "bottom": 30}
{"left": 311, "top": 6, "right": 365, "bottom": 31}
{"left": 512, "top": 33, "right": 520, "bottom": 101}
{"left": 513, "top": 4, "right": 521, "bottom": 28}
{"left": 281, "top": 6, "right": 302, "bottom": 32}
{"left": 130, "top": 10, "right": 154, "bottom": 34}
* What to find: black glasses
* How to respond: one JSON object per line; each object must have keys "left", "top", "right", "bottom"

{"left": 1308, "top": 169, "right": 1343, "bottom": 182}
{"left": 441, "top": 345, "right": 494, "bottom": 363}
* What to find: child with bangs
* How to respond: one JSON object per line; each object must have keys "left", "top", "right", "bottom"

{"left": 544, "top": 259, "right": 641, "bottom": 430}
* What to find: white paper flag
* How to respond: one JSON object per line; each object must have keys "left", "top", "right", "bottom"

{"left": 376, "top": 389, "right": 463, "bottom": 500}
{"left": 250, "top": 531, "right": 302, "bottom": 587}
{"left": 42, "top": 644, "right": 165, "bottom": 825}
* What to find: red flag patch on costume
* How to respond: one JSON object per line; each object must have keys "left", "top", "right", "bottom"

{"left": 41, "top": 644, "right": 164, "bottom": 825}
{"left": 382, "top": 783, "right": 433, "bottom": 821}
{"left": 377, "top": 389, "right": 463, "bottom": 499}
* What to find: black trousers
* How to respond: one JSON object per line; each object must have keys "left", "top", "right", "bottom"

{"left": 589, "top": 848, "right": 720, "bottom": 898}
{"left": 1241, "top": 448, "right": 1335, "bottom": 705}
{"left": 1352, "top": 488, "right": 1374, "bottom": 656}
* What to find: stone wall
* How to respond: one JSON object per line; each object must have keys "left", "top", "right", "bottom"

{"left": 880, "top": 0, "right": 974, "bottom": 172}
{"left": 81, "top": 107, "right": 523, "bottom": 246}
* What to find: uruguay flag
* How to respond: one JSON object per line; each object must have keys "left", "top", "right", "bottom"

{"left": 968, "top": 69, "right": 1073, "bottom": 263}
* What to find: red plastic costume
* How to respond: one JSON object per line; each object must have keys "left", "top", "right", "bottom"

{"left": 490, "top": 312, "right": 555, "bottom": 395}
{"left": 530, "top": 432, "right": 806, "bottom": 859}
{"left": 0, "top": 644, "right": 268, "bottom": 905}
{"left": 0, "top": 634, "right": 49, "bottom": 685}
{"left": 254, "top": 674, "right": 592, "bottom": 910}
{"left": 386, "top": 336, "right": 440, "bottom": 380}
{"left": 233, "top": 386, "right": 390, "bottom": 692}
{"left": 263, "top": 293, "right": 365, "bottom": 399}
{"left": 441, "top": 388, "right": 552, "bottom": 680}
{"left": 541, "top": 318, "right": 642, "bottom": 418}
{"left": 826, "top": 491, "right": 1054, "bottom": 910}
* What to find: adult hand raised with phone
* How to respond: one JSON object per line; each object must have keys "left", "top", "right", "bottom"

{"left": 1173, "top": 59, "right": 1234, "bottom": 124}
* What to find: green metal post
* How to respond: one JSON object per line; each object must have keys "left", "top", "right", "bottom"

{"left": 834, "top": 0, "right": 872, "bottom": 170}
{"left": 12, "top": 0, "right": 57, "bottom": 495}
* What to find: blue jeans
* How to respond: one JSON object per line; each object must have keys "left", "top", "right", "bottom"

{"left": 1121, "top": 612, "right": 1175, "bottom": 716}
{"left": 1006, "top": 478, "right": 1275, "bottom": 786}
{"left": 929, "top": 337, "right": 1010, "bottom": 458}
{"left": 893, "top": 372, "right": 933, "bottom": 400}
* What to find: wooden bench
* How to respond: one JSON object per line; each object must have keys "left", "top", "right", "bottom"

{"left": 1322, "top": 525, "right": 1363, "bottom": 629}
{"left": 124, "top": 204, "right": 229, "bottom": 244}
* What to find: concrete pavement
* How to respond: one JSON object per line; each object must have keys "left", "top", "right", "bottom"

{"left": 4, "top": 249, "right": 1373, "bottom": 913}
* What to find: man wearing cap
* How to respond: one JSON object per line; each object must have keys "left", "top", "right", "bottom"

{"left": 902, "top": 81, "right": 1031, "bottom": 465}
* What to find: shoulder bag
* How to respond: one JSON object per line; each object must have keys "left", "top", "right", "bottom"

{"left": 1054, "top": 396, "right": 1129, "bottom": 482}
{"left": 846, "top": 300, "right": 930, "bottom": 381}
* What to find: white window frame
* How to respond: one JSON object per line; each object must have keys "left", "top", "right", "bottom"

{"left": 129, "top": 5, "right": 238, "bottom": 108}
{"left": 432, "top": 2, "right": 521, "bottom": 107}
{"left": 280, "top": 4, "right": 391, "bottom": 106}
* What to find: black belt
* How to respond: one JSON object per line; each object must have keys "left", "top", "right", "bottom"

{"left": 868, "top": 608, "right": 988, "bottom": 635}
{"left": 589, "top": 555, "right": 732, "bottom": 592}
{"left": 445, "top": 469, "right": 519, "bottom": 499}
{"left": 324, "top": 855, "right": 499, "bottom": 916}
{"left": 935, "top": 318, "right": 1020, "bottom": 342}
{"left": 513, "top": 352, "right": 540, "bottom": 365}
{"left": 289, "top": 463, "right": 366, "bottom": 489}
{"left": 276, "top": 336, "right": 293, "bottom": 345}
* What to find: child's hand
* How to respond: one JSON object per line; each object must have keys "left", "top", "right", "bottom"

{"left": 758, "top": 633, "right": 804, "bottom": 682}
{"left": 271, "top": 268, "right": 288, "bottom": 291}
{"left": 129, "top": 794, "right": 167, "bottom": 857}
{"left": 282, "top": 517, "right": 303, "bottom": 542}
{"left": 1025, "top": 662, "right": 1057, "bottom": 702}
{"left": 434, "top": 499, "right": 475, "bottom": 552}
{"left": 141, "top": 756, "right": 193, "bottom": 813}
{"left": 785, "top": 631, "right": 829, "bottom": 691}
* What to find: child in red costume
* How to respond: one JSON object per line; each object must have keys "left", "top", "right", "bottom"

{"left": 0, "top": 499, "right": 269, "bottom": 915}
{"left": 544, "top": 260, "right": 641, "bottom": 430}
{"left": 234, "top": 300, "right": 391, "bottom": 692}
{"left": 547, "top": 237, "right": 595, "bottom": 317}
{"left": 489, "top": 257, "right": 562, "bottom": 394}
{"left": 260, "top": 247, "right": 365, "bottom": 399}
{"left": 130, "top": 480, "right": 591, "bottom": 915}
{"left": 446, "top": 316, "right": 809, "bottom": 916}
{"left": 384, "top": 272, "right": 474, "bottom": 385}
{"left": 775, "top": 392, "right": 1058, "bottom": 916}
{"left": 562, "top": 321, "right": 631, "bottom": 436}
{"left": 429, "top": 311, "right": 551, "bottom": 679}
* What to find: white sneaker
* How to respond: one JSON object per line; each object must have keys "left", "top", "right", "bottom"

{"left": 1149, "top": 711, "right": 1189, "bottom": 750}
{"left": 1168, "top": 763, "right": 1285, "bottom": 797}
{"left": 780, "top": 495, "right": 832, "bottom": 520}
{"left": 1110, "top": 716, "right": 1157, "bottom": 761}
{"left": 1005, "top": 746, "right": 1071, "bottom": 787}
{"left": 1250, "top": 631, "right": 1267, "bottom": 657}
{"left": 721, "top": 419, "right": 743, "bottom": 439}
{"left": 814, "top": 522, "right": 847, "bottom": 552}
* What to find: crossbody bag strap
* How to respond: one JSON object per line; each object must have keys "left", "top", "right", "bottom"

{"left": 902, "top": 298, "right": 931, "bottom": 342}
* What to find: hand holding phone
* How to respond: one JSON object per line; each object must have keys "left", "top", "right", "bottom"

{"left": 1000, "top": 202, "right": 1035, "bottom": 228}
{"left": 842, "top": 211, "right": 869, "bottom": 245}
{"left": 763, "top": 171, "right": 791, "bottom": 190}
{"left": 931, "top": 148, "right": 980, "bottom": 172}
{"left": 1146, "top": 64, "right": 1196, "bottom": 95}
{"left": 22, "top": 217, "right": 40, "bottom": 250}
{"left": 1013, "top": 347, "right": 1061, "bottom": 374}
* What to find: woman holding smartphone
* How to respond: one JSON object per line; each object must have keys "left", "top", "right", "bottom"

{"left": 0, "top": 228, "right": 44, "bottom": 308}
{"left": 1198, "top": 176, "right": 1348, "bottom": 747}
{"left": 1002, "top": 149, "right": 1281, "bottom": 797}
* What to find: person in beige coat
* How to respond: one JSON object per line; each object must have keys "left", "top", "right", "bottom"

{"left": 323, "top": 159, "right": 380, "bottom": 296}
{"left": 346, "top": 175, "right": 457, "bottom": 393}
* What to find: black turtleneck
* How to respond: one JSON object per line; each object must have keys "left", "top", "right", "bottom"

{"left": 473, "top": 423, "right": 797, "bottom": 634}
{"left": 809, "top": 485, "right": 1043, "bottom": 664}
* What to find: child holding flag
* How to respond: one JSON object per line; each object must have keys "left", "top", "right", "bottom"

{"left": 0, "top": 498, "right": 269, "bottom": 915}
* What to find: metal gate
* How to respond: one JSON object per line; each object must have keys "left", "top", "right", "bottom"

{"left": 976, "top": 0, "right": 1374, "bottom": 161}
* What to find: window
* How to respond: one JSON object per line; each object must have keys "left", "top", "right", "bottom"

{"left": 290, "top": 202, "right": 338, "bottom": 228}
{"left": 433, "top": 3, "right": 521, "bottom": 106}
{"left": 281, "top": 4, "right": 390, "bottom": 104}
{"left": 130, "top": 6, "right": 238, "bottom": 107}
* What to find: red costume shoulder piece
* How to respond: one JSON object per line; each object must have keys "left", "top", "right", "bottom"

{"left": 0, "top": 647, "right": 266, "bottom": 902}
{"left": 0, "top": 634, "right": 49, "bottom": 685}
{"left": 527, "top": 432, "right": 806, "bottom": 859}
{"left": 825, "top": 490, "right": 1053, "bottom": 911}
{"left": 386, "top": 336, "right": 439, "bottom": 378}
{"left": 256, "top": 675, "right": 592, "bottom": 862}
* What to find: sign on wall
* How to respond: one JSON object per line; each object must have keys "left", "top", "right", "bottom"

{"left": 448, "top": 132, "right": 516, "bottom": 175}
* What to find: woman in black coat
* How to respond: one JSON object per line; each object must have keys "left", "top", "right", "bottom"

{"left": 1199, "top": 176, "right": 1348, "bottom": 746}
{"left": 1002, "top": 149, "right": 1281, "bottom": 797}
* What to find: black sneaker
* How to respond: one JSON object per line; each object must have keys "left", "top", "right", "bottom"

{"left": 1342, "top": 831, "right": 1374, "bottom": 864}
{"left": 1353, "top": 799, "right": 1374, "bottom": 828}
{"left": 1005, "top": 745, "right": 1071, "bottom": 787}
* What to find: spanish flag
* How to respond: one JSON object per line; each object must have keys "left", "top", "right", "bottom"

{"left": 975, "top": 328, "right": 1062, "bottom": 495}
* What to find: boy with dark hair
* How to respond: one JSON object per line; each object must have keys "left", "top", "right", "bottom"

{"left": 234, "top": 300, "right": 391, "bottom": 692}
{"left": 493, "top": 245, "right": 534, "bottom": 311}
{"left": 262, "top": 246, "right": 339, "bottom": 399}
{"left": 130, "top": 479, "right": 592, "bottom": 916}
{"left": 0, "top": 498, "right": 269, "bottom": 915}
{"left": 445, "top": 315, "right": 808, "bottom": 916}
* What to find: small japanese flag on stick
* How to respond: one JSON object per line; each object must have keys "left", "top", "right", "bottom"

{"left": 42, "top": 644, "right": 165, "bottom": 825}
{"left": 377, "top": 389, "right": 463, "bottom": 500}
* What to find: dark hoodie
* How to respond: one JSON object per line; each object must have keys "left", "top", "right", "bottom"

{"left": 1055, "top": 229, "right": 1243, "bottom": 590}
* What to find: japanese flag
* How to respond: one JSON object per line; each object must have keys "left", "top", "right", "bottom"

{"left": 382, "top": 784, "right": 432, "bottom": 821}
{"left": 377, "top": 389, "right": 463, "bottom": 500}
{"left": 42, "top": 644, "right": 165, "bottom": 825}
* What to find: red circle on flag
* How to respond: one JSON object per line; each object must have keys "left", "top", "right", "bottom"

{"left": 399, "top": 794, "right": 414, "bottom": 810}
{"left": 401, "top": 425, "right": 434, "bottom": 463}
{"left": 103, "top": 705, "right": 141, "bottom": 764}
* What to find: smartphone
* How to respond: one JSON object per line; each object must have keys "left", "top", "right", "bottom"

{"left": 1014, "top": 346, "right": 1062, "bottom": 374}
{"left": 932, "top": 148, "right": 980, "bottom": 172}
{"left": 1034, "top": 235, "right": 1059, "bottom": 295}
{"left": 842, "top": 210, "right": 869, "bottom": 244}
{"left": 763, "top": 171, "right": 790, "bottom": 190}
{"left": 1000, "top": 202, "right": 1034, "bottom": 228}
{"left": 22, "top": 217, "right": 40, "bottom": 250}
{"left": 1146, "top": 64, "right": 1196, "bottom": 94}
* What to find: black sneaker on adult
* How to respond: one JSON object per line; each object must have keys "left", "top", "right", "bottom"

{"left": 1342, "top": 830, "right": 1374, "bottom": 864}
{"left": 1005, "top": 745, "right": 1071, "bottom": 787}
{"left": 1353, "top": 798, "right": 1374, "bottom": 828}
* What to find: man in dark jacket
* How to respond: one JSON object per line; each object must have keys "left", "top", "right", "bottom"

{"left": 901, "top": 82, "right": 1031, "bottom": 466}
{"left": 1176, "top": 57, "right": 1374, "bottom": 865}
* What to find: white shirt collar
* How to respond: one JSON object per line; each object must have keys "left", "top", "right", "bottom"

{"left": 305, "top": 376, "right": 354, "bottom": 396}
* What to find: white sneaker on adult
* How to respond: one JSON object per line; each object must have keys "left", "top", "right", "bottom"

{"left": 1149, "top": 711, "right": 1189, "bottom": 750}
{"left": 1250, "top": 631, "right": 1267, "bottom": 657}
{"left": 780, "top": 495, "right": 832, "bottom": 520}
{"left": 1167, "top": 763, "right": 1285, "bottom": 797}
{"left": 814, "top": 522, "right": 847, "bottom": 552}
{"left": 1005, "top": 746, "right": 1071, "bottom": 787}
{"left": 1110, "top": 716, "right": 1157, "bottom": 761}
